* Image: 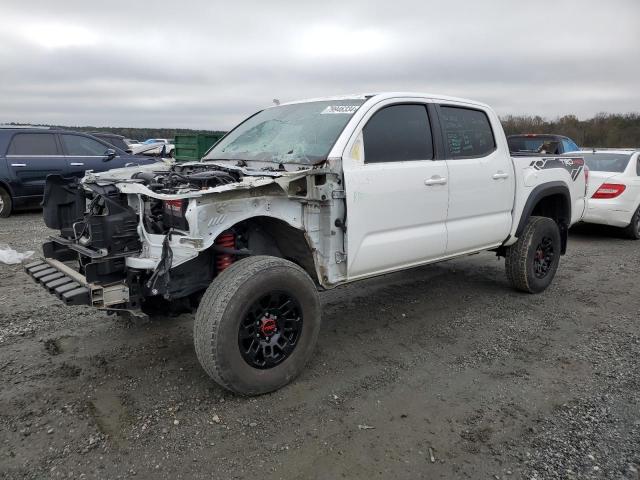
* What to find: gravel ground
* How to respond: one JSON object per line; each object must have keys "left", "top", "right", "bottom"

{"left": 0, "top": 212, "right": 639, "bottom": 480}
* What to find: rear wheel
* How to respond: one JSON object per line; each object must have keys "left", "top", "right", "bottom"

{"left": 622, "top": 205, "right": 640, "bottom": 239}
{"left": 194, "top": 256, "right": 321, "bottom": 395}
{"left": 0, "top": 187, "right": 12, "bottom": 218}
{"left": 505, "top": 216, "right": 562, "bottom": 293}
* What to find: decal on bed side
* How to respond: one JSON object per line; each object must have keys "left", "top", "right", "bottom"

{"left": 530, "top": 157, "right": 585, "bottom": 181}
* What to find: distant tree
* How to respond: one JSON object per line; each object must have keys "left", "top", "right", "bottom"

{"left": 500, "top": 113, "right": 640, "bottom": 148}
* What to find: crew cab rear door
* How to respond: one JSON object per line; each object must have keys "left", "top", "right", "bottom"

{"left": 342, "top": 100, "right": 449, "bottom": 280}
{"left": 5, "top": 132, "right": 66, "bottom": 197}
{"left": 435, "top": 104, "right": 515, "bottom": 254}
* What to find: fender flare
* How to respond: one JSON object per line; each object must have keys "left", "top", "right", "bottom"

{"left": 515, "top": 181, "right": 571, "bottom": 253}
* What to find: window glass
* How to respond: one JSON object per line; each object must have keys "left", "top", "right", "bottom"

{"left": 7, "top": 133, "right": 58, "bottom": 155}
{"left": 583, "top": 153, "right": 632, "bottom": 173}
{"left": 61, "top": 134, "right": 110, "bottom": 156}
{"left": 440, "top": 106, "right": 495, "bottom": 158}
{"left": 362, "top": 104, "right": 433, "bottom": 163}
{"left": 562, "top": 138, "right": 579, "bottom": 153}
{"left": 103, "top": 137, "right": 128, "bottom": 151}
{"left": 205, "top": 100, "right": 365, "bottom": 165}
{"left": 636, "top": 156, "right": 640, "bottom": 176}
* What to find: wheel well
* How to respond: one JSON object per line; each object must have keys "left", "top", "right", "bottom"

{"left": 530, "top": 193, "right": 570, "bottom": 224}
{"left": 221, "top": 216, "right": 318, "bottom": 284}
{"left": 0, "top": 180, "right": 12, "bottom": 197}
{"left": 521, "top": 189, "right": 571, "bottom": 254}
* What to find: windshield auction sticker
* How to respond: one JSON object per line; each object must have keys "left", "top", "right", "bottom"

{"left": 321, "top": 105, "right": 359, "bottom": 114}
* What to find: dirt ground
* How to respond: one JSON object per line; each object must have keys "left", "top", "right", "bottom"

{"left": 1, "top": 211, "right": 639, "bottom": 480}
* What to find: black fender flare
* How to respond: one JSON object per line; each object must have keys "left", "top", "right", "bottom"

{"left": 515, "top": 181, "right": 571, "bottom": 254}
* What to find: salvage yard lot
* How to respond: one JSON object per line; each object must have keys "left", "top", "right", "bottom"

{"left": 1, "top": 212, "right": 639, "bottom": 479}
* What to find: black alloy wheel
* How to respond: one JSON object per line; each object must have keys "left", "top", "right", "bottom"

{"left": 533, "top": 236, "right": 555, "bottom": 279}
{"left": 238, "top": 291, "right": 303, "bottom": 369}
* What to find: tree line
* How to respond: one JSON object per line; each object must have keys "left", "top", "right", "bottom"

{"left": 3, "top": 123, "right": 225, "bottom": 141}
{"left": 500, "top": 113, "right": 640, "bottom": 148}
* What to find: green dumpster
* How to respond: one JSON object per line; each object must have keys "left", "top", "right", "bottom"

{"left": 174, "top": 133, "right": 224, "bottom": 162}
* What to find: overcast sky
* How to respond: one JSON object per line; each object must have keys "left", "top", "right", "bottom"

{"left": 0, "top": 0, "right": 639, "bottom": 129}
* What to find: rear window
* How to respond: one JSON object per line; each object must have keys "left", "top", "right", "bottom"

{"left": 508, "top": 136, "right": 560, "bottom": 154}
{"left": 440, "top": 106, "right": 495, "bottom": 158}
{"left": 7, "top": 133, "right": 59, "bottom": 155}
{"left": 583, "top": 153, "right": 632, "bottom": 173}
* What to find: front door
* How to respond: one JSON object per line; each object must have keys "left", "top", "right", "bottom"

{"left": 343, "top": 102, "right": 449, "bottom": 280}
{"left": 59, "top": 133, "right": 119, "bottom": 177}
{"left": 5, "top": 132, "right": 66, "bottom": 197}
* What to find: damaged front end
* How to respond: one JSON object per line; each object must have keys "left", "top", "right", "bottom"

{"left": 27, "top": 163, "right": 245, "bottom": 314}
{"left": 27, "top": 173, "right": 149, "bottom": 314}
{"left": 26, "top": 159, "right": 344, "bottom": 317}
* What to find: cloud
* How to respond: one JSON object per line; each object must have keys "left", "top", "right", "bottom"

{"left": 0, "top": 0, "right": 638, "bottom": 129}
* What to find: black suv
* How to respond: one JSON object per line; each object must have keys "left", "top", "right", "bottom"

{"left": 0, "top": 128, "right": 158, "bottom": 217}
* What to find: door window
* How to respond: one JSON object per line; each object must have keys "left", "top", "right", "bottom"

{"left": 439, "top": 106, "right": 495, "bottom": 158}
{"left": 7, "top": 133, "right": 59, "bottom": 155}
{"left": 61, "top": 134, "right": 110, "bottom": 156}
{"left": 363, "top": 104, "right": 433, "bottom": 163}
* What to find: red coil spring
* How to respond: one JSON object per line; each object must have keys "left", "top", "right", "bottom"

{"left": 215, "top": 231, "right": 236, "bottom": 272}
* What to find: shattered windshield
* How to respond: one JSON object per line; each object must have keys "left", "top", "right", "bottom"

{"left": 204, "top": 99, "right": 365, "bottom": 165}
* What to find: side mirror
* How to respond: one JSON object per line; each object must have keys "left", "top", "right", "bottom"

{"left": 103, "top": 149, "right": 117, "bottom": 162}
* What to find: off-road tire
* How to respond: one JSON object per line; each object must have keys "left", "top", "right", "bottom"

{"left": 622, "top": 205, "right": 640, "bottom": 240}
{"left": 0, "top": 187, "right": 12, "bottom": 218}
{"left": 505, "top": 216, "right": 561, "bottom": 293}
{"left": 194, "top": 256, "right": 321, "bottom": 395}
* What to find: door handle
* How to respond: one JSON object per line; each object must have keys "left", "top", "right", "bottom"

{"left": 69, "top": 162, "right": 85, "bottom": 166}
{"left": 492, "top": 172, "right": 509, "bottom": 180}
{"left": 424, "top": 176, "right": 447, "bottom": 186}
{"left": 10, "top": 163, "right": 27, "bottom": 167}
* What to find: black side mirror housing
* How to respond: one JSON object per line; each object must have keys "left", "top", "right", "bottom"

{"left": 103, "top": 149, "right": 117, "bottom": 162}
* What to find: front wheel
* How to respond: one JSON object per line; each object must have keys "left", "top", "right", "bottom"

{"left": 194, "top": 256, "right": 321, "bottom": 395}
{"left": 505, "top": 216, "right": 562, "bottom": 293}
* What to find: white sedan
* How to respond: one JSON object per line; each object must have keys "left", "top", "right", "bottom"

{"left": 571, "top": 149, "right": 640, "bottom": 238}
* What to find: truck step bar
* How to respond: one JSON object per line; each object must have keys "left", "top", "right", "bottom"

{"left": 24, "top": 259, "right": 130, "bottom": 308}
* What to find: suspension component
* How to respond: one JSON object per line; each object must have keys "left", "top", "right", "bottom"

{"left": 215, "top": 231, "right": 236, "bottom": 273}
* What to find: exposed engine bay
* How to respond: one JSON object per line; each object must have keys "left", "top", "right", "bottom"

{"left": 33, "top": 160, "right": 345, "bottom": 316}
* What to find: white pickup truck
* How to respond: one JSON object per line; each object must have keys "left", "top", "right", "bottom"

{"left": 28, "top": 92, "right": 586, "bottom": 395}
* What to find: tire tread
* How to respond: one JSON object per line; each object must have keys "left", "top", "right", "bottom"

{"left": 505, "top": 216, "right": 556, "bottom": 293}
{"left": 194, "top": 256, "right": 317, "bottom": 394}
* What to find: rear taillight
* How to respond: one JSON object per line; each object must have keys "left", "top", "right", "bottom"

{"left": 584, "top": 165, "right": 589, "bottom": 185}
{"left": 592, "top": 183, "right": 626, "bottom": 199}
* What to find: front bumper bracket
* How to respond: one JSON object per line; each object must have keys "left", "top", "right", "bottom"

{"left": 24, "top": 258, "right": 130, "bottom": 308}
